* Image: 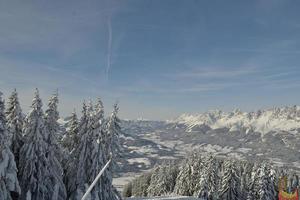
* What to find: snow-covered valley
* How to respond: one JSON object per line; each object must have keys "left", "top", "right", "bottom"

{"left": 115, "top": 106, "right": 300, "bottom": 191}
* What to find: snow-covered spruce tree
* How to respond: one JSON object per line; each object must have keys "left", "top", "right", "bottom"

{"left": 174, "top": 153, "right": 203, "bottom": 196}
{"left": 105, "top": 103, "right": 122, "bottom": 161}
{"left": 44, "top": 92, "right": 67, "bottom": 200}
{"left": 45, "top": 91, "right": 64, "bottom": 160}
{"left": 240, "top": 161, "right": 254, "bottom": 199}
{"left": 66, "top": 101, "right": 91, "bottom": 199}
{"left": 257, "top": 163, "right": 276, "bottom": 200}
{"left": 203, "top": 155, "right": 219, "bottom": 200}
{"left": 61, "top": 110, "right": 79, "bottom": 153}
{"left": 196, "top": 173, "right": 209, "bottom": 200}
{"left": 174, "top": 158, "right": 193, "bottom": 196}
{"left": 86, "top": 99, "right": 106, "bottom": 200}
{"left": 131, "top": 172, "right": 152, "bottom": 197}
{"left": 219, "top": 160, "right": 241, "bottom": 200}
{"left": 147, "top": 161, "right": 179, "bottom": 196}
{"left": 102, "top": 103, "right": 122, "bottom": 200}
{"left": 0, "top": 91, "right": 21, "bottom": 200}
{"left": 5, "top": 89, "right": 24, "bottom": 169}
{"left": 19, "top": 89, "right": 53, "bottom": 200}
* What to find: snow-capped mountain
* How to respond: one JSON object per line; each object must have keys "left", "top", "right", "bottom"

{"left": 172, "top": 106, "right": 300, "bottom": 134}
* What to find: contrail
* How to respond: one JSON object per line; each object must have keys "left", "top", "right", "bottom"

{"left": 106, "top": 15, "right": 112, "bottom": 81}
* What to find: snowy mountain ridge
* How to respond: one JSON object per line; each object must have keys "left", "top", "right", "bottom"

{"left": 171, "top": 106, "right": 300, "bottom": 134}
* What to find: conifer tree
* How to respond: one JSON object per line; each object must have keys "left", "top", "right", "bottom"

{"left": 44, "top": 92, "right": 67, "bottom": 200}
{"left": 219, "top": 160, "right": 241, "bottom": 200}
{"left": 197, "top": 174, "right": 209, "bottom": 200}
{"left": 205, "top": 155, "right": 219, "bottom": 200}
{"left": 66, "top": 101, "right": 90, "bottom": 199}
{"left": 62, "top": 110, "right": 79, "bottom": 153}
{"left": 257, "top": 163, "right": 276, "bottom": 200}
{"left": 87, "top": 99, "right": 105, "bottom": 200}
{"left": 102, "top": 103, "right": 122, "bottom": 200}
{"left": 0, "top": 91, "right": 21, "bottom": 200}
{"left": 5, "top": 89, "right": 24, "bottom": 168}
{"left": 147, "top": 161, "right": 179, "bottom": 196}
{"left": 45, "top": 91, "right": 64, "bottom": 161}
{"left": 105, "top": 103, "right": 122, "bottom": 161}
{"left": 19, "top": 89, "right": 52, "bottom": 200}
{"left": 174, "top": 158, "right": 194, "bottom": 196}
{"left": 246, "top": 163, "right": 261, "bottom": 200}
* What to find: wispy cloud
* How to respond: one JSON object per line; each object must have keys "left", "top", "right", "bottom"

{"left": 169, "top": 66, "right": 258, "bottom": 79}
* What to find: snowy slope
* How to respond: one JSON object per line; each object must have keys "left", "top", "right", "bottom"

{"left": 126, "top": 197, "right": 199, "bottom": 200}
{"left": 172, "top": 106, "right": 300, "bottom": 134}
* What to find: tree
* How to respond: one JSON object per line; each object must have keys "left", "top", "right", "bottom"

{"left": 105, "top": 103, "right": 122, "bottom": 161}
{"left": 18, "top": 89, "right": 53, "bottom": 200}
{"left": 66, "top": 101, "right": 90, "bottom": 199}
{"left": 45, "top": 91, "right": 64, "bottom": 161}
{"left": 61, "top": 110, "right": 79, "bottom": 153}
{"left": 257, "top": 163, "right": 276, "bottom": 200}
{"left": 5, "top": 89, "right": 24, "bottom": 169}
{"left": 131, "top": 172, "right": 152, "bottom": 197}
{"left": 174, "top": 153, "right": 203, "bottom": 196}
{"left": 101, "top": 103, "right": 122, "bottom": 200}
{"left": 87, "top": 99, "right": 105, "bottom": 200}
{"left": 174, "top": 159, "right": 194, "bottom": 196}
{"left": 197, "top": 174, "right": 209, "bottom": 200}
{"left": 44, "top": 92, "right": 67, "bottom": 200}
{"left": 246, "top": 164, "right": 260, "bottom": 200}
{"left": 219, "top": 160, "right": 241, "bottom": 200}
{"left": 204, "top": 155, "right": 219, "bottom": 200}
{"left": 147, "top": 161, "right": 179, "bottom": 196}
{"left": 0, "top": 91, "right": 21, "bottom": 200}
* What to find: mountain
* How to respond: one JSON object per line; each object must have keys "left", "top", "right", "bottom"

{"left": 118, "top": 106, "right": 300, "bottom": 176}
{"left": 171, "top": 106, "right": 300, "bottom": 134}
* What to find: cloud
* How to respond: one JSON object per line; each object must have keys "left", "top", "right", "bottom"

{"left": 167, "top": 66, "right": 258, "bottom": 80}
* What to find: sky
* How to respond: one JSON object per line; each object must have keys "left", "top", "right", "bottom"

{"left": 1, "top": 0, "right": 300, "bottom": 120}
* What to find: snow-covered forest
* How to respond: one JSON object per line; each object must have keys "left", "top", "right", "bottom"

{"left": 124, "top": 152, "right": 300, "bottom": 200}
{"left": 0, "top": 89, "right": 121, "bottom": 200}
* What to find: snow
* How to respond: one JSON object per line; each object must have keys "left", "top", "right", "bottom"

{"left": 198, "top": 144, "right": 233, "bottom": 154}
{"left": 126, "top": 196, "right": 199, "bottom": 200}
{"left": 127, "top": 158, "right": 151, "bottom": 167}
{"left": 173, "top": 106, "right": 300, "bottom": 134}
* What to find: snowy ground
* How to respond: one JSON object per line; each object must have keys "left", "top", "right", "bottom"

{"left": 126, "top": 197, "right": 199, "bottom": 200}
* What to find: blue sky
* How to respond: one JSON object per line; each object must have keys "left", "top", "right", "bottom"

{"left": 1, "top": 0, "right": 300, "bottom": 120}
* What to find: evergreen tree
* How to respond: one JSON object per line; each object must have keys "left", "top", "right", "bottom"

{"left": 102, "top": 103, "right": 122, "bottom": 200}
{"left": 197, "top": 174, "right": 209, "bottom": 200}
{"left": 44, "top": 92, "right": 67, "bottom": 200}
{"left": 174, "top": 160, "right": 192, "bottom": 196}
{"left": 61, "top": 110, "right": 79, "bottom": 153}
{"left": 219, "top": 160, "right": 241, "bottom": 200}
{"left": 147, "top": 161, "right": 179, "bottom": 196}
{"left": 0, "top": 91, "right": 21, "bottom": 200}
{"left": 257, "top": 163, "right": 276, "bottom": 200}
{"left": 18, "top": 89, "right": 53, "bottom": 200}
{"left": 66, "top": 101, "right": 90, "bottom": 199}
{"left": 105, "top": 103, "right": 122, "bottom": 161}
{"left": 246, "top": 165, "right": 260, "bottom": 200}
{"left": 45, "top": 91, "right": 64, "bottom": 161}
{"left": 87, "top": 99, "right": 105, "bottom": 200}
{"left": 5, "top": 89, "right": 24, "bottom": 168}
{"left": 205, "top": 155, "right": 219, "bottom": 200}
{"left": 131, "top": 172, "right": 152, "bottom": 197}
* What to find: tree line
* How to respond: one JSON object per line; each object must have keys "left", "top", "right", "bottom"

{"left": 124, "top": 152, "right": 300, "bottom": 200}
{"left": 0, "top": 89, "right": 121, "bottom": 200}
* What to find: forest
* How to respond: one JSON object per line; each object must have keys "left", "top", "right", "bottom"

{"left": 0, "top": 89, "right": 121, "bottom": 200}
